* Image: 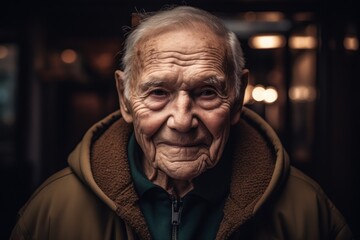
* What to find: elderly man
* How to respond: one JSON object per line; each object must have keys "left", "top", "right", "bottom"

{"left": 10, "top": 6, "right": 352, "bottom": 240}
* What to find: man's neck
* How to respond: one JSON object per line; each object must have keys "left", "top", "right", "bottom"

{"left": 142, "top": 160, "right": 194, "bottom": 198}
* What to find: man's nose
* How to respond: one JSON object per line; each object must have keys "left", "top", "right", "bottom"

{"left": 167, "top": 92, "right": 198, "bottom": 132}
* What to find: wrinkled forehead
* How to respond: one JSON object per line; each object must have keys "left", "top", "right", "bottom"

{"left": 127, "top": 23, "right": 232, "bottom": 91}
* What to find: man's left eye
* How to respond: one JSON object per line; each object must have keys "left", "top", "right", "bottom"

{"left": 200, "top": 89, "right": 217, "bottom": 97}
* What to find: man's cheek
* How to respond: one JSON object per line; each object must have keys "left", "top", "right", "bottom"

{"left": 209, "top": 128, "right": 229, "bottom": 163}
{"left": 134, "top": 120, "right": 159, "bottom": 138}
{"left": 135, "top": 112, "right": 170, "bottom": 136}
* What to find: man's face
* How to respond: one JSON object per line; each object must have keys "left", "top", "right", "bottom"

{"left": 118, "top": 26, "right": 241, "bottom": 181}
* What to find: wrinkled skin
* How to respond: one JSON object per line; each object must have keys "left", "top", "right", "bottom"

{"left": 116, "top": 25, "right": 248, "bottom": 196}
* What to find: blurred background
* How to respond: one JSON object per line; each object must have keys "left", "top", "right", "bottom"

{"left": 1, "top": 0, "right": 359, "bottom": 238}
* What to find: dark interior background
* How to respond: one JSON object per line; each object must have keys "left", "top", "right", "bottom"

{"left": 1, "top": 0, "right": 359, "bottom": 238}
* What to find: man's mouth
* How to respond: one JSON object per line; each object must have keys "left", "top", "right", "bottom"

{"left": 158, "top": 140, "right": 207, "bottom": 148}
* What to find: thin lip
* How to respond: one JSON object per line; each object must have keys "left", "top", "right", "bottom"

{"left": 157, "top": 140, "right": 208, "bottom": 148}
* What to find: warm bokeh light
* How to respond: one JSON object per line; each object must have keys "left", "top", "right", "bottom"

{"left": 242, "top": 11, "right": 284, "bottom": 22}
{"left": 289, "top": 36, "right": 317, "bottom": 49}
{"left": 344, "top": 36, "right": 359, "bottom": 51}
{"left": 261, "top": 12, "right": 284, "bottom": 22}
{"left": 289, "top": 86, "right": 316, "bottom": 101}
{"left": 251, "top": 85, "right": 278, "bottom": 103}
{"left": 61, "top": 49, "right": 77, "bottom": 64}
{"left": 252, "top": 85, "right": 265, "bottom": 101}
{"left": 0, "top": 45, "right": 9, "bottom": 59}
{"left": 249, "top": 35, "right": 286, "bottom": 49}
{"left": 94, "top": 53, "right": 113, "bottom": 70}
{"left": 243, "top": 11, "right": 257, "bottom": 21}
{"left": 263, "top": 87, "right": 278, "bottom": 103}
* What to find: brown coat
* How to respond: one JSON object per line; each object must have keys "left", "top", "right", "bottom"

{"left": 10, "top": 108, "right": 353, "bottom": 240}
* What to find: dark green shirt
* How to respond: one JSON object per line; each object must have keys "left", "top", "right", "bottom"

{"left": 128, "top": 134, "right": 232, "bottom": 240}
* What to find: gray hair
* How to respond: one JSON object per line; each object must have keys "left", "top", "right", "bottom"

{"left": 121, "top": 6, "right": 245, "bottom": 99}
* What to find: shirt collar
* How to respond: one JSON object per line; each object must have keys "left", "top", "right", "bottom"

{"left": 128, "top": 133, "right": 232, "bottom": 203}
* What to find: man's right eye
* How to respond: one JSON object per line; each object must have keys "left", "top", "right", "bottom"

{"left": 149, "top": 89, "right": 168, "bottom": 97}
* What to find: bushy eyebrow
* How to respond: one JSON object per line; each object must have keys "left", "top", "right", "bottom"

{"left": 139, "top": 76, "right": 227, "bottom": 92}
{"left": 140, "top": 79, "right": 170, "bottom": 92}
{"left": 201, "top": 77, "right": 227, "bottom": 92}
{"left": 204, "top": 76, "right": 223, "bottom": 84}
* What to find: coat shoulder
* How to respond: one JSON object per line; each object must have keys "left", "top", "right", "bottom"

{"left": 274, "top": 166, "right": 353, "bottom": 239}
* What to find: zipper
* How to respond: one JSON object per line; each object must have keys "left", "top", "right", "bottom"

{"left": 171, "top": 196, "right": 183, "bottom": 240}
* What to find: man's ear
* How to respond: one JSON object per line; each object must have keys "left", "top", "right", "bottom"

{"left": 115, "top": 70, "right": 133, "bottom": 123}
{"left": 231, "top": 69, "right": 249, "bottom": 125}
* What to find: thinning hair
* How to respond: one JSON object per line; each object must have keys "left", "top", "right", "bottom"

{"left": 121, "top": 6, "right": 245, "bottom": 100}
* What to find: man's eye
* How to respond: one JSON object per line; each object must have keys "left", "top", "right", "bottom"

{"left": 150, "top": 89, "right": 168, "bottom": 97}
{"left": 200, "top": 89, "right": 217, "bottom": 97}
